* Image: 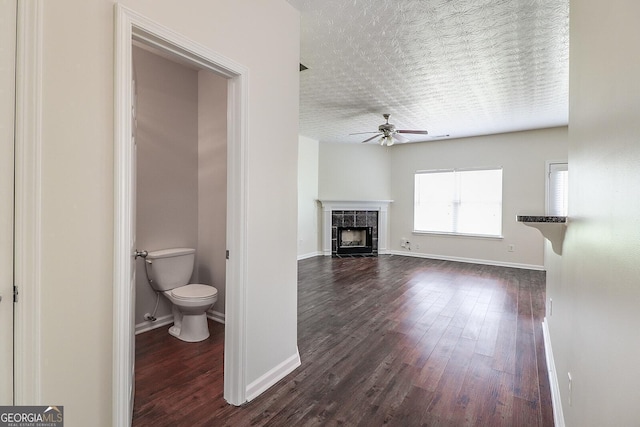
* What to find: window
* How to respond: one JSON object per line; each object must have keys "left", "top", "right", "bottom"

{"left": 547, "top": 162, "right": 568, "bottom": 216}
{"left": 414, "top": 168, "right": 503, "bottom": 237}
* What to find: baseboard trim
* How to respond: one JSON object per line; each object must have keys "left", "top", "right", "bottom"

{"left": 297, "top": 251, "right": 322, "bottom": 261}
{"left": 387, "top": 250, "right": 544, "bottom": 271}
{"left": 245, "top": 348, "right": 301, "bottom": 402}
{"left": 542, "top": 318, "right": 565, "bottom": 427}
{"left": 135, "top": 314, "right": 173, "bottom": 335}
{"left": 207, "top": 310, "right": 225, "bottom": 324}
{"left": 135, "top": 310, "right": 225, "bottom": 335}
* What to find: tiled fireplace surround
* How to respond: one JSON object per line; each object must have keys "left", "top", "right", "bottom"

{"left": 319, "top": 200, "right": 392, "bottom": 256}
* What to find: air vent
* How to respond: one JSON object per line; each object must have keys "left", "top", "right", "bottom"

{"left": 299, "top": 63, "right": 308, "bottom": 71}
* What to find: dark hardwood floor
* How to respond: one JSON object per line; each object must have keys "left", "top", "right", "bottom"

{"left": 133, "top": 255, "right": 553, "bottom": 426}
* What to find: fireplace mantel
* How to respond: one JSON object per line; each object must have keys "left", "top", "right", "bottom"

{"left": 319, "top": 200, "right": 392, "bottom": 256}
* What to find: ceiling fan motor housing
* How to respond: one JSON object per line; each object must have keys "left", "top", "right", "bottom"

{"left": 379, "top": 123, "right": 396, "bottom": 135}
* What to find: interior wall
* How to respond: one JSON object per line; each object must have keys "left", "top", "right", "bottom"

{"left": 197, "top": 70, "right": 227, "bottom": 316}
{"left": 545, "top": 1, "right": 640, "bottom": 425}
{"left": 318, "top": 142, "right": 391, "bottom": 200}
{"left": 133, "top": 46, "right": 199, "bottom": 325}
{"left": 297, "top": 135, "right": 320, "bottom": 258}
{"left": 389, "top": 127, "right": 568, "bottom": 268}
{"left": 35, "top": 1, "right": 299, "bottom": 424}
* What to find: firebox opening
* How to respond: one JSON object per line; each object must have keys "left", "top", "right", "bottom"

{"left": 337, "top": 226, "right": 373, "bottom": 255}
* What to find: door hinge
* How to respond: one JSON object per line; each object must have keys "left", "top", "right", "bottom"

{"left": 226, "top": 250, "right": 230, "bottom": 260}
{"left": 13, "top": 286, "right": 18, "bottom": 303}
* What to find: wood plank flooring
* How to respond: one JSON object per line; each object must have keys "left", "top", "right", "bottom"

{"left": 133, "top": 255, "right": 553, "bottom": 426}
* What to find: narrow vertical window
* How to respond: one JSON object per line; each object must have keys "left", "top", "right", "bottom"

{"left": 547, "top": 162, "right": 568, "bottom": 216}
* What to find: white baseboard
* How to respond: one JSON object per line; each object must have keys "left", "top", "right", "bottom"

{"left": 135, "top": 313, "right": 173, "bottom": 335}
{"left": 387, "top": 250, "right": 544, "bottom": 271}
{"left": 135, "top": 310, "right": 226, "bottom": 335}
{"left": 245, "top": 348, "right": 301, "bottom": 402}
{"left": 543, "top": 318, "right": 565, "bottom": 427}
{"left": 207, "top": 309, "right": 225, "bottom": 324}
{"left": 297, "top": 251, "right": 322, "bottom": 260}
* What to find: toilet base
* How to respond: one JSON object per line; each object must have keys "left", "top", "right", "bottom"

{"left": 169, "top": 307, "right": 210, "bottom": 342}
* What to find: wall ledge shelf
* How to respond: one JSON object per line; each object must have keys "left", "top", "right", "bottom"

{"left": 517, "top": 216, "right": 567, "bottom": 255}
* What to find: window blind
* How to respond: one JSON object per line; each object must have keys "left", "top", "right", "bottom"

{"left": 548, "top": 163, "right": 568, "bottom": 216}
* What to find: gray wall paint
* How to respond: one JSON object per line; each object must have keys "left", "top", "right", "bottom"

{"left": 134, "top": 46, "right": 199, "bottom": 324}
{"left": 133, "top": 46, "right": 227, "bottom": 324}
{"left": 197, "top": 70, "right": 227, "bottom": 315}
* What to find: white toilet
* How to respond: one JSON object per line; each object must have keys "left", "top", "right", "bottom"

{"left": 144, "top": 248, "right": 218, "bottom": 342}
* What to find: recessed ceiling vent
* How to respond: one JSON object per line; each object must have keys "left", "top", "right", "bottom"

{"left": 299, "top": 63, "right": 308, "bottom": 71}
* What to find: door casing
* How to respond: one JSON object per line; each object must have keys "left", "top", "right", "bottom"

{"left": 114, "top": 4, "right": 249, "bottom": 425}
{"left": 0, "top": 0, "right": 18, "bottom": 404}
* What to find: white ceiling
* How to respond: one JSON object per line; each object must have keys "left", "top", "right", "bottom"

{"left": 287, "top": 0, "right": 569, "bottom": 144}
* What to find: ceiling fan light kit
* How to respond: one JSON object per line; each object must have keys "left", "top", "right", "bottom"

{"left": 351, "top": 113, "right": 430, "bottom": 146}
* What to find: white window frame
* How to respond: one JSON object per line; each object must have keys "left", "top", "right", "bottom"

{"left": 413, "top": 167, "right": 504, "bottom": 238}
{"left": 546, "top": 161, "right": 568, "bottom": 216}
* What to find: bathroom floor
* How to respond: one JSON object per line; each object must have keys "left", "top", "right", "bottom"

{"left": 132, "top": 319, "right": 225, "bottom": 425}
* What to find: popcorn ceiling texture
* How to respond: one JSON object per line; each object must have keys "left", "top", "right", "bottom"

{"left": 289, "top": 0, "right": 569, "bottom": 143}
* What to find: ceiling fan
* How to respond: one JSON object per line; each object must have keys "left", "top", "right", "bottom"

{"left": 350, "top": 113, "right": 431, "bottom": 146}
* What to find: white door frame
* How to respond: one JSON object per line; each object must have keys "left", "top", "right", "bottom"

{"left": 14, "top": 0, "right": 43, "bottom": 405}
{"left": 0, "top": 0, "right": 18, "bottom": 404}
{"left": 114, "top": 4, "right": 249, "bottom": 425}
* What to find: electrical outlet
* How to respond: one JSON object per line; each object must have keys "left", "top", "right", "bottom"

{"left": 400, "top": 238, "right": 407, "bottom": 248}
{"left": 508, "top": 244, "right": 515, "bottom": 252}
{"left": 415, "top": 243, "right": 420, "bottom": 250}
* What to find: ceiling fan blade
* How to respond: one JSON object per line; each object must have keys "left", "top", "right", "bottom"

{"left": 361, "top": 133, "right": 383, "bottom": 143}
{"left": 392, "top": 133, "right": 410, "bottom": 143}
{"left": 350, "top": 131, "right": 380, "bottom": 135}
{"left": 397, "top": 129, "right": 430, "bottom": 135}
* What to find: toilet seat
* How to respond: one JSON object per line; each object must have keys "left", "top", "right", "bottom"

{"left": 170, "top": 284, "right": 217, "bottom": 301}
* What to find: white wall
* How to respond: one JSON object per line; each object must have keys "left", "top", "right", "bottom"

{"left": 197, "top": 70, "right": 227, "bottom": 317}
{"left": 389, "top": 128, "right": 568, "bottom": 268}
{"left": 318, "top": 142, "right": 391, "bottom": 200}
{"left": 544, "top": 1, "right": 640, "bottom": 425}
{"left": 297, "top": 135, "right": 320, "bottom": 259}
{"left": 35, "top": 1, "right": 299, "bottom": 424}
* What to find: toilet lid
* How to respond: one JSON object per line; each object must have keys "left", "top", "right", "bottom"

{"left": 171, "top": 284, "right": 217, "bottom": 301}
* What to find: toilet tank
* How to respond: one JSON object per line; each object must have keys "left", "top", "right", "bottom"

{"left": 145, "top": 248, "right": 195, "bottom": 292}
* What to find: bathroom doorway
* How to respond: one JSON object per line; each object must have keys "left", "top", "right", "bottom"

{"left": 131, "top": 41, "right": 228, "bottom": 412}
{"left": 114, "top": 5, "right": 250, "bottom": 424}
{"left": 132, "top": 44, "right": 228, "bottom": 335}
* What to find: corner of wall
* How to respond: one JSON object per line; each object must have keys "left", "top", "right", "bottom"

{"left": 542, "top": 318, "right": 565, "bottom": 427}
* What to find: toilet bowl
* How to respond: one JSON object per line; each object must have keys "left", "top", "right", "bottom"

{"left": 144, "top": 248, "right": 218, "bottom": 342}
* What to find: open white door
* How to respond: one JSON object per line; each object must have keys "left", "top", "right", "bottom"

{"left": 0, "top": 0, "right": 17, "bottom": 405}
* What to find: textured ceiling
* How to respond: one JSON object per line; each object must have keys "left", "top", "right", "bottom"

{"left": 287, "top": 0, "right": 569, "bottom": 144}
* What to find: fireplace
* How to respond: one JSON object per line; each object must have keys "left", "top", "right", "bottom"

{"left": 319, "top": 200, "right": 392, "bottom": 256}
{"left": 330, "top": 210, "right": 379, "bottom": 257}
{"left": 337, "top": 227, "right": 373, "bottom": 255}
